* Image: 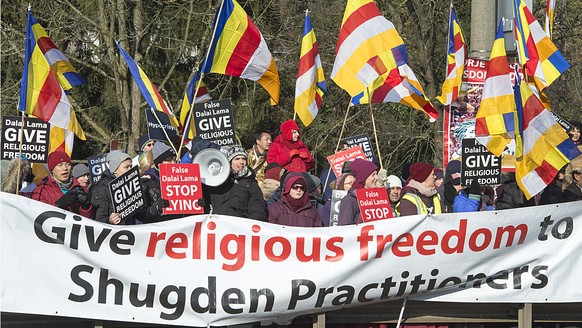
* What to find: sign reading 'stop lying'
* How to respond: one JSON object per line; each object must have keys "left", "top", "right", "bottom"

{"left": 194, "top": 99, "right": 236, "bottom": 146}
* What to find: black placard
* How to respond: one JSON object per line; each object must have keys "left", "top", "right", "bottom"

{"left": 108, "top": 166, "right": 146, "bottom": 221}
{"left": 88, "top": 154, "right": 108, "bottom": 183}
{"left": 461, "top": 138, "right": 501, "bottom": 186}
{"left": 341, "top": 134, "right": 375, "bottom": 162}
{"left": 193, "top": 99, "right": 236, "bottom": 146}
{"left": 145, "top": 110, "right": 178, "bottom": 141}
{"left": 1, "top": 116, "right": 50, "bottom": 163}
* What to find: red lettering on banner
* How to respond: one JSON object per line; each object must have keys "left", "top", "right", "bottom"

{"left": 392, "top": 233, "right": 413, "bottom": 257}
{"left": 167, "top": 233, "right": 188, "bottom": 259}
{"left": 417, "top": 231, "right": 439, "bottom": 255}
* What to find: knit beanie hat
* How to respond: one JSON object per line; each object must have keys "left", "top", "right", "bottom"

{"left": 48, "top": 151, "right": 71, "bottom": 172}
{"left": 152, "top": 142, "right": 176, "bottom": 165}
{"left": 386, "top": 175, "right": 402, "bottom": 189}
{"left": 301, "top": 172, "right": 321, "bottom": 193}
{"left": 106, "top": 150, "right": 132, "bottom": 173}
{"left": 444, "top": 160, "right": 462, "bottom": 185}
{"left": 434, "top": 168, "right": 444, "bottom": 180}
{"left": 72, "top": 164, "right": 90, "bottom": 178}
{"left": 409, "top": 162, "right": 434, "bottom": 182}
{"left": 138, "top": 134, "right": 155, "bottom": 151}
{"left": 264, "top": 163, "right": 284, "bottom": 181}
{"left": 350, "top": 158, "right": 377, "bottom": 189}
{"left": 280, "top": 119, "right": 299, "bottom": 141}
{"left": 226, "top": 145, "right": 247, "bottom": 162}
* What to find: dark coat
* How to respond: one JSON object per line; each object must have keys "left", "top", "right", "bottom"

{"left": 338, "top": 188, "right": 361, "bottom": 226}
{"left": 89, "top": 170, "right": 136, "bottom": 225}
{"left": 267, "top": 135, "right": 314, "bottom": 172}
{"left": 562, "top": 182, "right": 582, "bottom": 202}
{"left": 267, "top": 199, "right": 323, "bottom": 227}
{"left": 32, "top": 175, "right": 93, "bottom": 218}
{"left": 496, "top": 182, "right": 562, "bottom": 210}
{"left": 202, "top": 170, "right": 266, "bottom": 221}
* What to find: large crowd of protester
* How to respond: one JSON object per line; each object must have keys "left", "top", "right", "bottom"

{"left": 2, "top": 122, "right": 581, "bottom": 226}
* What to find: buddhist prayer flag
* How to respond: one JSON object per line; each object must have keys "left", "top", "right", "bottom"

{"left": 49, "top": 125, "right": 75, "bottom": 156}
{"left": 545, "top": 0, "right": 556, "bottom": 38}
{"left": 475, "top": 20, "right": 516, "bottom": 157}
{"left": 514, "top": 78, "right": 580, "bottom": 199}
{"left": 201, "top": 0, "right": 280, "bottom": 105}
{"left": 437, "top": 4, "right": 465, "bottom": 106}
{"left": 294, "top": 12, "right": 327, "bottom": 126}
{"left": 513, "top": 0, "right": 569, "bottom": 91}
{"left": 336, "top": 0, "right": 437, "bottom": 121}
{"left": 117, "top": 43, "right": 179, "bottom": 127}
{"left": 18, "top": 9, "right": 86, "bottom": 140}
{"left": 180, "top": 70, "right": 212, "bottom": 138}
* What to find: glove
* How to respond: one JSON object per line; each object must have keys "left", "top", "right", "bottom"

{"left": 55, "top": 192, "right": 77, "bottom": 209}
{"left": 76, "top": 189, "right": 91, "bottom": 209}
{"left": 155, "top": 198, "right": 170, "bottom": 215}
{"left": 376, "top": 168, "right": 388, "bottom": 187}
{"left": 290, "top": 149, "right": 300, "bottom": 157}
{"left": 299, "top": 151, "right": 309, "bottom": 159}
{"left": 469, "top": 179, "right": 480, "bottom": 195}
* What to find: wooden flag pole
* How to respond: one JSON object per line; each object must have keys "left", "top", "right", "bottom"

{"left": 321, "top": 101, "right": 352, "bottom": 197}
{"left": 367, "top": 88, "right": 383, "bottom": 170}
{"left": 179, "top": 0, "right": 228, "bottom": 150}
{"left": 149, "top": 108, "right": 179, "bottom": 157}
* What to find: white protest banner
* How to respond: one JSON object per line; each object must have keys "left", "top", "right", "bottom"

{"left": 327, "top": 145, "right": 366, "bottom": 178}
{"left": 159, "top": 163, "right": 204, "bottom": 215}
{"left": 88, "top": 154, "right": 107, "bottom": 184}
{"left": 355, "top": 187, "right": 393, "bottom": 222}
{"left": 2, "top": 193, "right": 582, "bottom": 327}
{"left": 461, "top": 138, "right": 501, "bottom": 186}
{"left": 108, "top": 166, "right": 146, "bottom": 220}
{"left": 194, "top": 99, "right": 236, "bottom": 146}
{"left": 1, "top": 116, "right": 50, "bottom": 162}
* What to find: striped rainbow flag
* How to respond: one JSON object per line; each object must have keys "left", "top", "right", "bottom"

{"left": 475, "top": 20, "right": 516, "bottom": 157}
{"left": 436, "top": 4, "right": 465, "bottom": 106}
{"left": 180, "top": 70, "right": 212, "bottom": 139}
{"left": 117, "top": 43, "right": 179, "bottom": 127}
{"left": 333, "top": 0, "right": 437, "bottom": 122}
{"left": 514, "top": 79, "right": 580, "bottom": 199}
{"left": 294, "top": 12, "right": 327, "bottom": 127}
{"left": 201, "top": 0, "right": 280, "bottom": 105}
{"left": 18, "top": 9, "right": 86, "bottom": 140}
{"left": 513, "top": 0, "right": 569, "bottom": 91}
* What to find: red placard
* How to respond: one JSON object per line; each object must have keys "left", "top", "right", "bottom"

{"left": 159, "top": 163, "right": 204, "bottom": 215}
{"left": 355, "top": 187, "right": 393, "bottom": 222}
{"left": 327, "top": 145, "right": 366, "bottom": 177}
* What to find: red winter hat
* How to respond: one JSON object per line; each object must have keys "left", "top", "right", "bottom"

{"left": 409, "top": 162, "right": 434, "bottom": 182}
{"left": 350, "top": 158, "right": 377, "bottom": 189}
{"left": 280, "top": 120, "right": 300, "bottom": 141}
{"left": 48, "top": 151, "right": 71, "bottom": 172}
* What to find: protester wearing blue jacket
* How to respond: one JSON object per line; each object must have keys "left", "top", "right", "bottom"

{"left": 453, "top": 180, "right": 494, "bottom": 212}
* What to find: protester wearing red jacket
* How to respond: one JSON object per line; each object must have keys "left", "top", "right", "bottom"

{"left": 32, "top": 151, "right": 93, "bottom": 218}
{"left": 267, "top": 119, "right": 314, "bottom": 172}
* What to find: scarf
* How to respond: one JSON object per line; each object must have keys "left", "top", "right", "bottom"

{"left": 407, "top": 179, "right": 437, "bottom": 197}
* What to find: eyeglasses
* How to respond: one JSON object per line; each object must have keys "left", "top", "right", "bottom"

{"left": 291, "top": 185, "right": 305, "bottom": 191}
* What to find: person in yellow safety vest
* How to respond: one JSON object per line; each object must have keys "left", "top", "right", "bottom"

{"left": 395, "top": 162, "right": 443, "bottom": 216}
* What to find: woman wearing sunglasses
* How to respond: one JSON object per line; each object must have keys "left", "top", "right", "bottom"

{"left": 267, "top": 173, "right": 323, "bottom": 227}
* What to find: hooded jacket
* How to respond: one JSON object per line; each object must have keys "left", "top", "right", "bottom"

{"left": 267, "top": 174, "right": 322, "bottom": 227}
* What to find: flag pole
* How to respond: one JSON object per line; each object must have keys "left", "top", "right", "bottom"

{"left": 321, "top": 101, "right": 352, "bottom": 197}
{"left": 149, "top": 108, "right": 179, "bottom": 156}
{"left": 367, "top": 88, "right": 383, "bottom": 170}
{"left": 15, "top": 110, "right": 26, "bottom": 195}
{"left": 180, "top": 0, "right": 228, "bottom": 150}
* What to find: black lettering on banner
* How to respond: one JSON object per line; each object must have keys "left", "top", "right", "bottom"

{"left": 98, "top": 268, "right": 124, "bottom": 304}
{"left": 69, "top": 265, "right": 94, "bottom": 302}
{"left": 249, "top": 289, "right": 274, "bottom": 313}
{"left": 34, "top": 211, "right": 67, "bottom": 244}
{"left": 531, "top": 265, "right": 549, "bottom": 289}
{"left": 222, "top": 288, "right": 245, "bottom": 314}
{"left": 288, "top": 279, "right": 316, "bottom": 310}
{"left": 190, "top": 276, "right": 217, "bottom": 314}
{"left": 129, "top": 283, "right": 156, "bottom": 308}
{"left": 538, "top": 215, "right": 574, "bottom": 241}
{"left": 159, "top": 285, "right": 186, "bottom": 320}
